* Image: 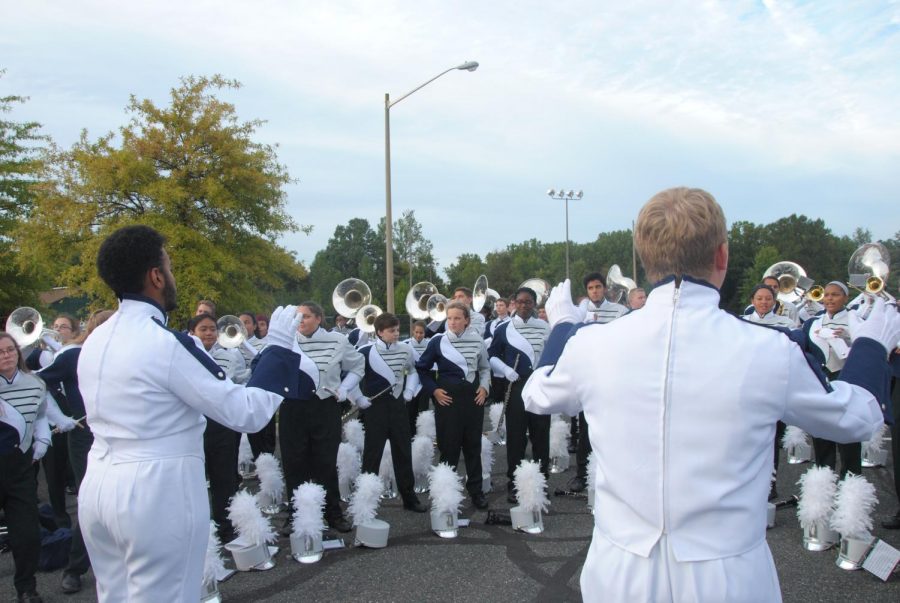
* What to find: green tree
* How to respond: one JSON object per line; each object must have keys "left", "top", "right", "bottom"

{"left": 16, "top": 75, "right": 306, "bottom": 324}
{"left": 0, "top": 75, "right": 49, "bottom": 316}
{"left": 735, "top": 245, "right": 781, "bottom": 307}
{"left": 445, "top": 253, "right": 487, "bottom": 291}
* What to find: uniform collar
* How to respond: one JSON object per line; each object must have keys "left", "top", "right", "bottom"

{"left": 297, "top": 326, "right": 325, "bottom": 343}
{"left": 646, "top": 275, "right": 721, "bottom": 308}
{"left": 513, "top": 314, "right": 531, "bottom": 325}
{"left": 445, "top": 328, "right": 466, "bottom": 341}
{"left": 119, "top": 294, "right": 168, "bottom": 325}
{"left": 825, "top": 308, "right": 847, "bottom": 320}
{"left": 374, "top": 337, "right": 393, "bottom": 351}
{"left": 0, "top": 369, "right": 19, "bottom": 385}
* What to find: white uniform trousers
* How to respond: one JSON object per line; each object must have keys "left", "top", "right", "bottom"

{"left": 580, "top": 528, "right": 782, "bottom": 603}
{"left": 79, "top": 449, "right": 209, "bottom": 603}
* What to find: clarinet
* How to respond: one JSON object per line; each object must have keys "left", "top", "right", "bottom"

{"left": 495, "top": 354, "right": 520, "bottom": 434}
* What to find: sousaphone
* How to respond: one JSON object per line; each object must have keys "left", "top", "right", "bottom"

{"left": 518, "top": 278, "right": 551, "bottom": 307}
{"left": 332, "top": 278, "right": 372, "bottom": 319}
{"left": 217, "top": 315, "right": 248, "bottom": 349}
{"left": 848, "top": 243, "right": 891, "bottom": 296}
{"left": 5, "top": 307, "right": 46, "bottom": 348}
{"left": 762, "top": 261, "right": 814, "bottom": 304}
{"left": 605, "top": 264, "right": 637, "bottom": 305}
{"left": 405, "top": 282, "right": 439, "bottom": 320}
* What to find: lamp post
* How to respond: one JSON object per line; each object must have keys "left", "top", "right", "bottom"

{"left": 384, "top": 60, "right": 479, "bottom": 312}
{"left": 547, "top": 189, "right": 583, "bottom": 281}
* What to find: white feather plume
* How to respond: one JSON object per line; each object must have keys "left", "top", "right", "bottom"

{"left": 863, "top": 424, "right": 888, "bottom": 456}
{"left": 292, "top": 482, "right": 327, "bottom": 540}
{"left": 227, "top": 490, "right": 277, "bottom": 544}
{"left": 379, "top": 441, "right": 395, "bottom": 484}
{"left": 489, "top": 403, "right": 504, "bottom": 432}
{"left": 254, "top": 453, "right": 285, "bottom": 505}
{"left": 797, "top": 466, "right": 838, "bottom": 528}
{"left": 480, "top": 435, "right": 494, "bottom": 474}
{"left": 337, "top": 442, "right": 362, "bottom": 493}
{"left": 549, "top": 417, "right": 570, "bottom": 459}
{"left": 343, "top": 419, "right": 365, "bottom": 452}
{"left": 238, "top": 434, "right": 254, "bottom": 465}
{"left": 412, "top": 435, "right": 434, "bottom": 479}
{"left": 203, "top": 521, "right": 226, "bottom": 583}
{"left": 513, "top": 460, "right": 550, "bottom": 513}
{"left": 587, "top": 452, "right": 599, "bottom": 495}
{"left": 416, "top": 410, "right": 436, "bottom": 441}
{"left": 348, "top": 473, "right": 383, "bottom": 526}
{"left": 428, "top": 463, "right": 465, "bottom": 515}
{"left": 781, "top": 426, "right": 809, "bottom": 450}
{"left": 830, "top": 474, "right": 878, "bottom": 539}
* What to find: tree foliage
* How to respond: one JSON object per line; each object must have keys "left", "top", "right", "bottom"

{"left": 15, "top": 75, "right": 306, "bottom": 324}
{"left": 0, "top": 73, "right": 48, "bottom": 316}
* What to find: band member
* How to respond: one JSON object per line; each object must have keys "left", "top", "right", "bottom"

{"left": 256, "top": 314, "right": 269, "bottom": 339}
{"left": 331, "top": 314, "right": 350, "bottom": 336}
{"left": 403, "top": 320, "right": 431, "bottom": 434}
{"left": 239, "top": 311, "right": 277, "bottom": 457}
{"left": 488, "top": 287, "right": 550, "bottom": 502}
{"left": 35, "top": 310, "right": 114, "bottom": 594}
{"left": 187, "top": 313, "right": 247, "bottom": 545}
{"left": 77, "top": 225, "right": 300, "bottom": 602}
{"left": 416, "top": 302, "right": 491, "bottom": 509}
{"left": 195, "top": 299, "right": 216, "bottom": 317}
{"left": 742, "top": 284, "right": 795, "bottom": 328}
{"left": 484, "top": 298, "right": 510, "bottom": 342}
{"left": 626, "top": 287, "right": 647, "bottom": 310}
{"left": 569, "top": 273, "right": 628, "bottom": 493}
{"left": 426, "top": 287, "right": 486, "bottom": 337}
{"left": 742, "top": 276, "right": 800, "bottom": 323}
{"left": 523, "top": 187, "right": 895, "bottom": 601}
{"left": 799, "top": 281, "right": 862, "bottom": 478}
{"left": 1, "top": 331, "right": 52, "bottom": 603}
{"left": 281, "top": 301, "right": 364, "bottom": 533}
{"left": 354, "top": 313, "right": 426, "bottom": 512}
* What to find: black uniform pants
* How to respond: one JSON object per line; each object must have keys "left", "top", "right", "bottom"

{"left": 407, "top": 388, "right": 431, "bottom": 436}
{"left": 204, "top": 418, "right": 239, "bottom": 542}
{"left": 505, "top": 376, "right": 550, "bottom": 480}
{"left": 66, "top": 425, "right": 94, "bottom": 575}
{"left": 248, "top": 412, "right": 278, "bottom": 458}
{"left": 575, "top": 412, "right": 592, "bottom": 479}
{"left": 280, "top": 396, "right": 343, "bottom": 521}
{"left": 38, "top": 430, "right": 71, "bottom": 527}
{"left": 813, "top": 438, "right": 861, "bottom": 479}
{"left": 772, "top": 421, "right": 786, "bottom": 474}
{"left": 362, "top": 394, "right": 415, "bottom": 501}
{"left": 890, "top": 377, "right": 899, "bottom": 510}
{"left": 434, "top": 379, "right": 484, "bottom": 496}
{"left": 1, "top": 448, "right": 40, "bottom": 595}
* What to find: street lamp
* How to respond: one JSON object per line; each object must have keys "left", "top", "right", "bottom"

{"left": 547, "top": 189, "right": 583, "bottom": 281}
{"left": 384, "top": 60, "right": 479, "bottom": 312}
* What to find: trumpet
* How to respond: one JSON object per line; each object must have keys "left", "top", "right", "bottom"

{"left": 806, "top": 285, "right": 825, "bottom": 303}
{"left": 216, "top": 315, "right": 248, "bottom": 349}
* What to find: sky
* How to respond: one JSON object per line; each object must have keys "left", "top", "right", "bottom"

{"left": 3, "top": 0, "right": 899, "bottom": 278}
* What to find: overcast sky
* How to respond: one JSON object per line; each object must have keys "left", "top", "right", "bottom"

{"left": 3, "top": 0, "right": 898, "bottom": 277}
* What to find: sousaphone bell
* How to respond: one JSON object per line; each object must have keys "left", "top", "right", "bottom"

{"left": 518, "top": 278, "right": 551, "bottom": 307}
{"left": 848, "top": 243, "right": 891, "bottom": 297}
{"left": 216, "top": 315, "right": 248, "bottom": 349}
{"left": 333, "top": 278, "right": 372, "bottom": 319}
{"left": 405, "top": 282, "right": 439, "bottom": 320}
{"left": 762, "top": 262, "right": 814, "bottom": 304}
{"left": 357, "top": 304, "right": 383, "bottom": 334}
{"left": 5, "top": 307, "right": 47, "bottom": 348}
{"left": 605, "top": 264, "right": 637, "bottom": 305}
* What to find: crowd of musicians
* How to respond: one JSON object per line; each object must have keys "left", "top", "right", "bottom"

{"left": 1, "top": 240, "right": 898, "bottom": 602}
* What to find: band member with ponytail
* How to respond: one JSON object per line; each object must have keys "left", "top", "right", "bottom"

{"left": 416, "top": 301, "right": 491, "bottom": 509}
{"left": 403, "top": 320, "right": 431, "bottom": 434}
{"left": 488, "top": 287, "right": 550, "bottom": 503}
{"left": 281, "top": 301, "right": 364, "bottom": 533}
{"left": 354, "top": 313, "right": 427, "bottom": 512}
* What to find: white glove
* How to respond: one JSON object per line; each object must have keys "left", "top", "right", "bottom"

{"left": 52, "top": 415, "right": 78, "bottom": 433}
{"left": 356, "top": 396, "right": 372, "bottom": 410}
{"left": 545, "top": 279, "right": 582, "bottom": 328}
{"left": 241, "top": 339, "right": 259, "bottom": 358}
{"left": 504, "top": 366, "right": 520, "bottom": 382}
{"left": 335, "top": 387, "right": 348, "bottom": 403}
{"left": 265, "top": 305, "right": 300, "bottom": 350}
{"left": 33, "top": 440, "right": 49, "bottom": 461}
{"left": 42, "top": 334, "right": 62, "bottom": 352}
{"left": 403, "top": 389, "right": 414, "bottom": 402}
{"left": 854, "top": 298, "right": 900, "bottom": 354}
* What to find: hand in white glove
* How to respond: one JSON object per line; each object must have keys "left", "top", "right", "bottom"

{"left": 854, "top": 297, "right": 900, "bottom": 354}
{"left": 42, "top": 334, "right": 62, "bottom": 352}
{"left": 52, "top": 415, "right": 78, "bottom": 433}
{"left": 356, "top": 396, "right": 372, "bottom": 410}
{"left": 241, "top": 339, "right": 259, "bottom": 358}
{"left": 504, "top": 366, "right": 520, "bottom": 382}
{"left": 403, "top": 389, "right": 414, "bottom": 402}
{"left": 33, "top": 440, "right": 49, "bottom": 461}
{"left": 265, "top": 305, "right": 300, "bottom": 350}
{"left": 545, "top": 279, "right": 582, "bottom": 328}
{"left": 335, "top": 387, "right": 348, "bottom": 403}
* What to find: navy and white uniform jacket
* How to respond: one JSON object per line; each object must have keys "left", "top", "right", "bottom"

{"left": 355, "top": 338, "right": 420, "bottom": 400}
{"left": 488, "top": 315, "right": 550, "bottom": 377}
{"left": 741, "top": 310, "right": 795, "bottom": 329}
{"left": 426, "top": 312, "right": 486, "bottom": 338}
{"left": 415, "top": 330, "right": 490, "bottom": 396}
{"left": 402, "top": 336, "right": 430, "bottom": 361}
{"left": 801, "top": 308, "right": 856, "bottom": 375}
{"left": 0, "top": 370, "right": 50, "bottom": 453}
{"left": 483, "top": 315, "right": 510, "bottom": 347}
{"left": 294, "top": 327, "right": 364, "bottom": 399}
{"left": 523, "top": 276, "right": 887, "bottom": 567}
{"left": 37, "top": 343, "right": 85, "bottom": 418}
{"left": 210, "top": 344, "right": 251, "bottom": 384}
{"left": 347, "top": 328, "right": 369, "bottom": 348}
{"left": 579, "top": 298, "right": 628, "bottom": 324}
{"left": 77, "top": 295, "right": 300, "bottom": 459}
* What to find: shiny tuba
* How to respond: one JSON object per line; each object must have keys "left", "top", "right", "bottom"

{"left": 216, "top": 315, "right": 248, "bottom": 348}
{"left": 332, "top": 278, "right": 372, "bottom": 319}
{"left": 405, "top": 282, "right": 439, "bottom": 320}
{"left": 518, "top": 278, "right": 551, "bottom": 307}
{"left": 848, "top": 243, "right": 891, "bottom": 297}
{"left": 426, "top": 293, "right": 449, "bottom": 322}
{"left": 605, "top": 264, "right": 637, "bottom": 305}
{"left": 762, "top": 261, "right": 814, "bottom": 304}
{"left": 4, "top": 307, "right": 49, "bottom": 348}
{"left": 356, "top": 304, "right": 383, "bottom": 334}
{"left": 472, "top": 275, "right": 489, "bottom": 313}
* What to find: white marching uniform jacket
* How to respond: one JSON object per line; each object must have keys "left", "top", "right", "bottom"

{"left": 740, "top": 309, "right": 796, "bottom": 329}
{"left": 295, "top": 326, "right": 364, "bottom": 399}
{"left": 523, "top": 277, "right": 887, "bottom": 602}
{"left": 0, "top": 370, "right": 50, "bottom": 456}
{"left": 579, "top": 298, "right": 628, "bottom": 324}
{"left": 76, "top": 295, "right": 300, "bottom": 603}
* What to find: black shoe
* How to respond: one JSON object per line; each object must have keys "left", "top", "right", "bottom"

{"left": 402, "top": 496, "right": 428, "bottom": 513}
{"left": 882, "top": 513, "right": 900, "bottom": 530}
{"left": 61, "top": 572, "right": 82, "bottom": 594}
{"left": 567, "top": 476, "right": 587, "bottom": 493}
{"left": 16, "top": 592, "right": 42, "bottom": 603}
{"left": 768, "top": 484, "right": 778, "bottom": 502}
{"left": 280, "top": 519, "right": 293, "bottom": 537}
{"left": 567, "top": 442, "right": 578, "bottom": 454}
{"left": 328, "top": 516, "right": 353, "bottom": 533}
{"left": 471, "top": 492, "right": 489, "bottom": 510}
{"left": 507, "top": 490, "right": 517, "bottom": 504}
